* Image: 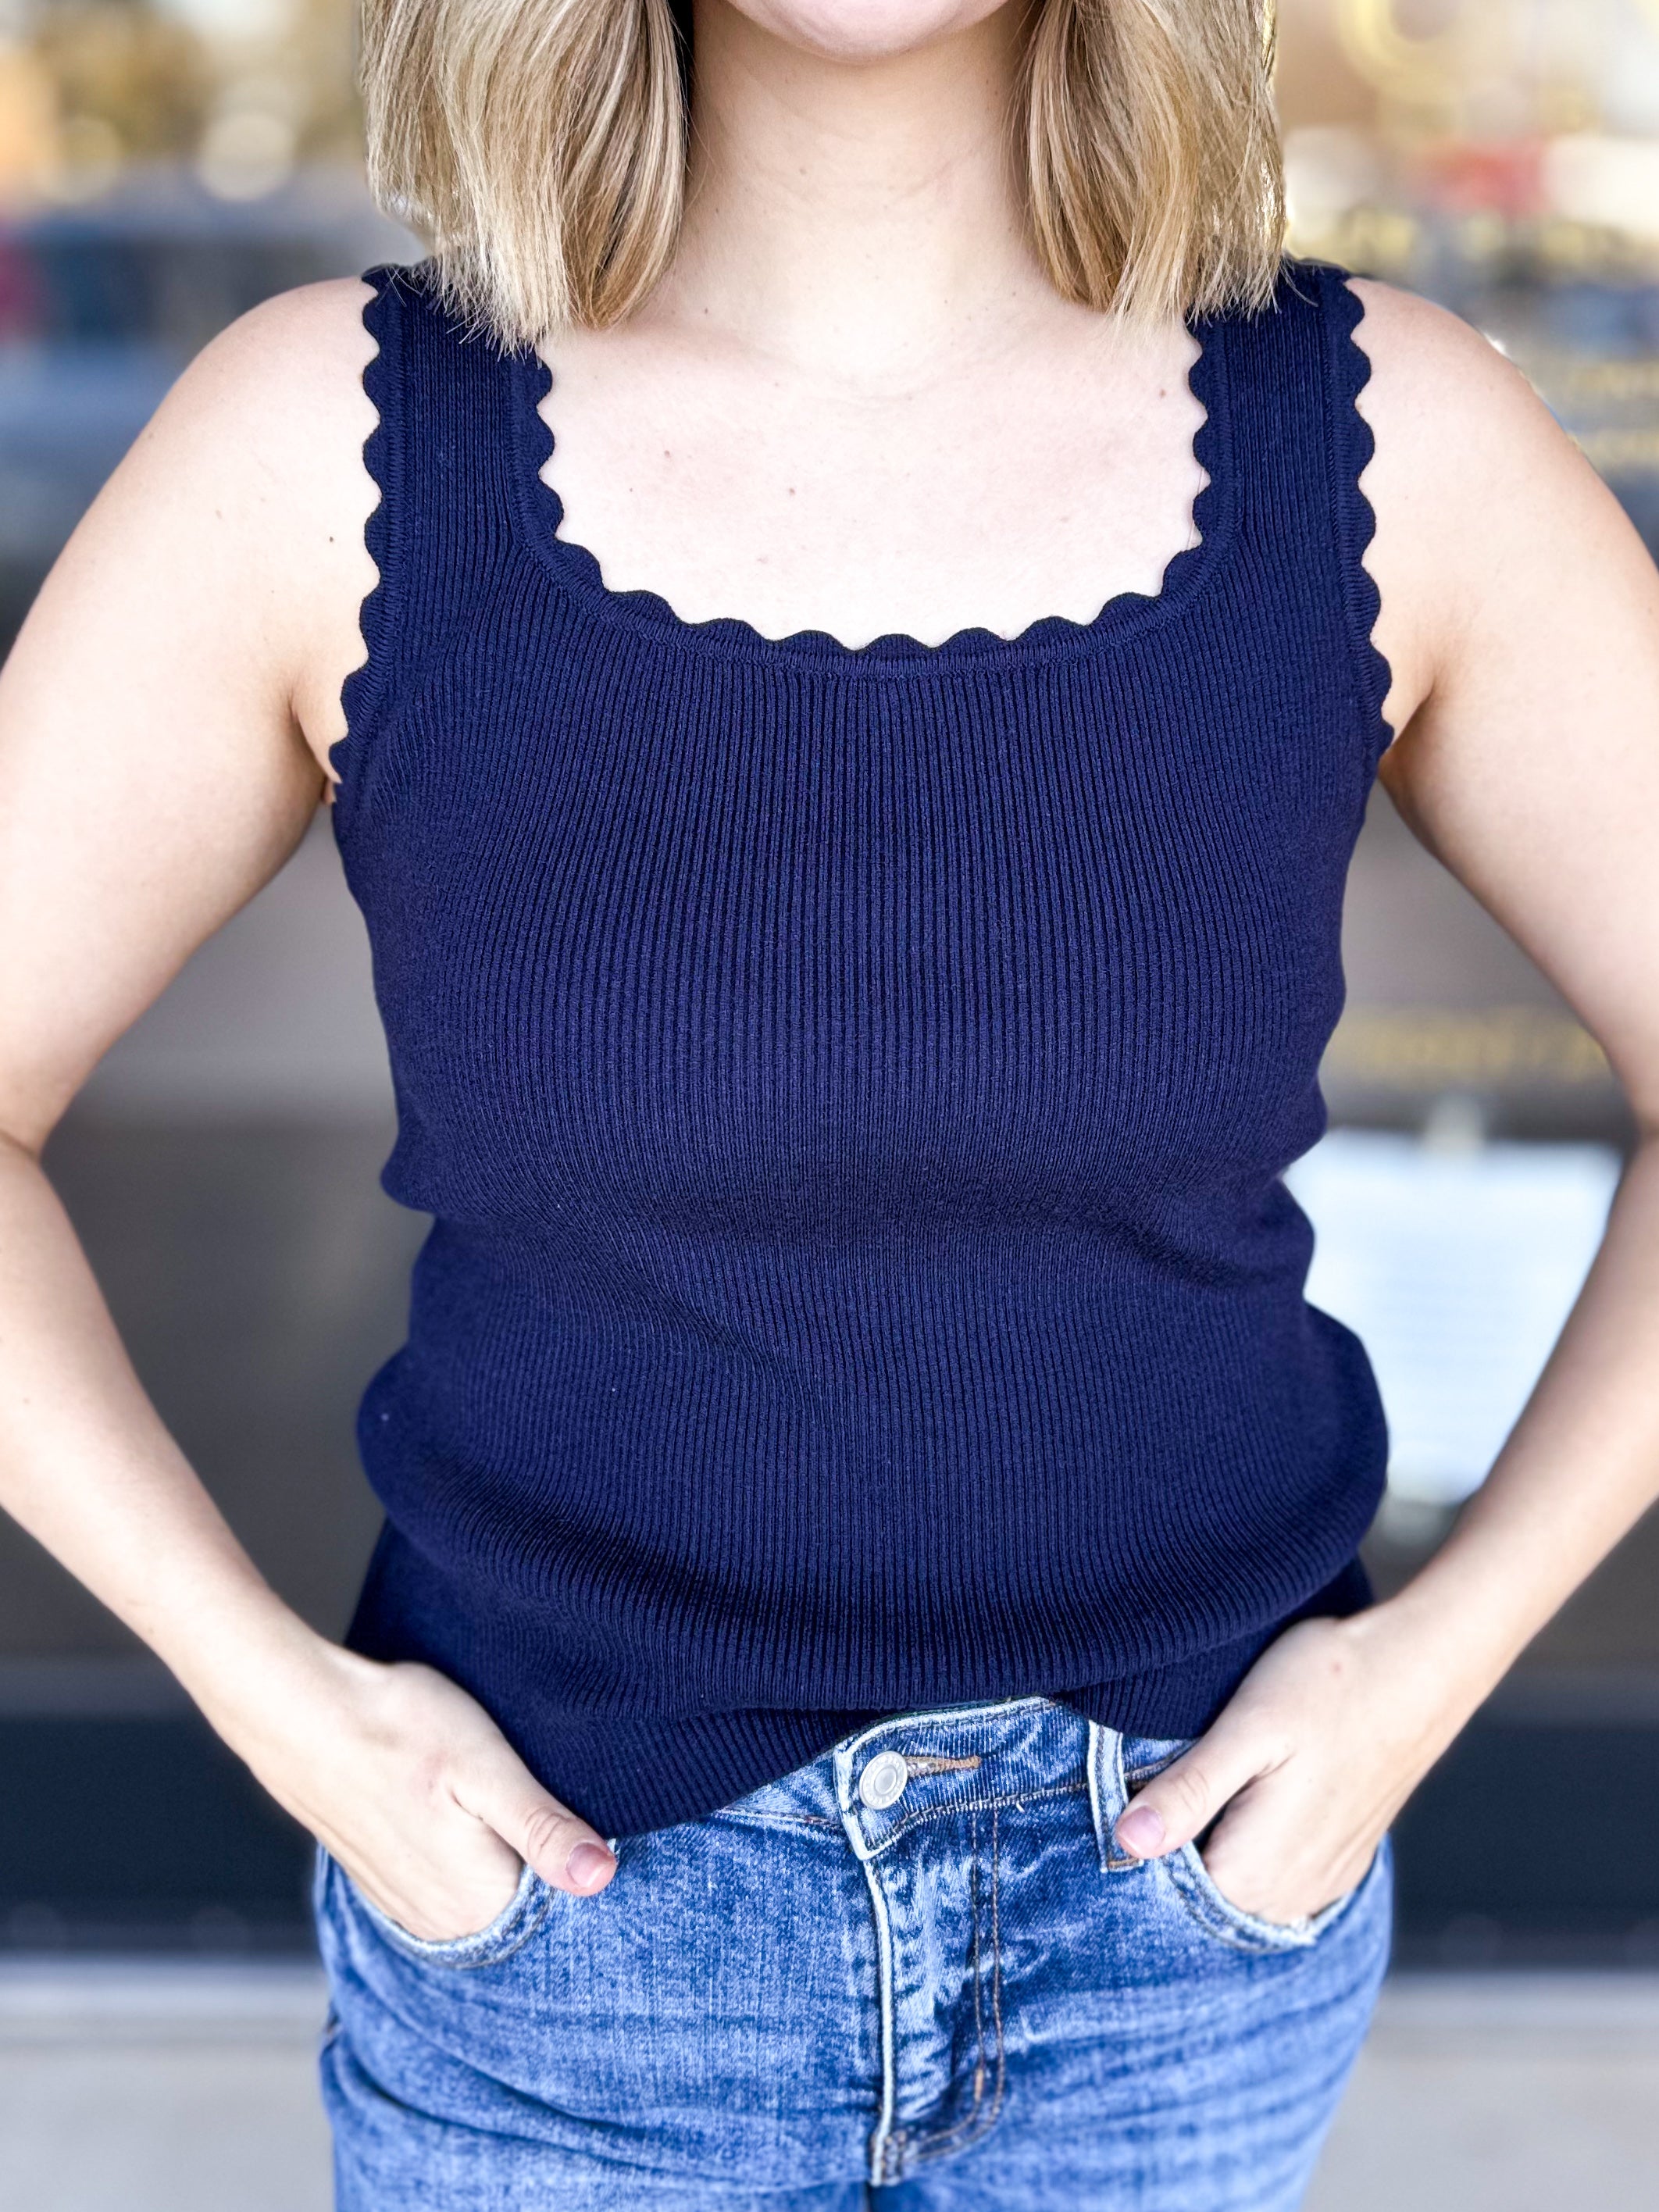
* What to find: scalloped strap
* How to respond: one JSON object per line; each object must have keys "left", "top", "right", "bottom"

{"left": 332, "top": 262, "right": 529, "bottom": 818}
{"left": 1318, "top": 262, "right": 1394, "bottom": 758}
{"left": 1217, "top": 259, "right": 1396, "bottom": 775}
{"left": 334, "top": 263, "right": 405, "bottom": 789}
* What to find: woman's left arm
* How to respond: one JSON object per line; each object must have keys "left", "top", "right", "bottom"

{"left": 1114, "top": 276, "right": 1659, "bottom": 1921}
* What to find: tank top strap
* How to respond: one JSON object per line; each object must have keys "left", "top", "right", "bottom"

{"left": 341, "top": 261, "right": 526, "bottom": 776}
{"left": 1214, "top": 257, "right": 1393, "bottom": 756}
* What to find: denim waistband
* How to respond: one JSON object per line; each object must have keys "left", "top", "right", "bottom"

{"left": 710, "top": 1693, "right": 1176, "bottom": 1865}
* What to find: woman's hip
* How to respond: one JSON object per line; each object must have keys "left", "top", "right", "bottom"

{"left": 314, "top": 1693, "right": 1391, "bottom": 2210}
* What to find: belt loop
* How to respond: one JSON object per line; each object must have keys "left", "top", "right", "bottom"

{"left": 1086, "top": 1720, "right": 1142, "bottom": 1875}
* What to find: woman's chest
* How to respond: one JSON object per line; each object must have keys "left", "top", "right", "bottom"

{"left": 351, "top": 660, "right": 1364, "bottom": 1224}
{"left": 536, "top": 324, "right": 1209, "bottom": 651}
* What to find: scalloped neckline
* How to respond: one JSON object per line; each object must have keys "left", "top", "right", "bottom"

{"left": 507, "top": 316, "right": 1236, "bottom": 671}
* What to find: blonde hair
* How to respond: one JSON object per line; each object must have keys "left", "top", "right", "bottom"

{"left": 361, "top": 0, "right": 1283, "bottom": 345}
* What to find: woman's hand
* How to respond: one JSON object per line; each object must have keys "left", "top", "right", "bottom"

{"left": 224, "top": 1636, "right": 619, "bottom": 1942}
{"left": 1110, "top": 1604, "right": 1479, "bottom": 1925}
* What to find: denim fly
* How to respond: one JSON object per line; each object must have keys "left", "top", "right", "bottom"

{"left": 314, "top": 1694, "right": 1392, "bottom": 2209}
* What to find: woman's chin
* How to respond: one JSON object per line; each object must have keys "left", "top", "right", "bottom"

{"left": 730, "top": 0, "right": 1009, "bottom": 68}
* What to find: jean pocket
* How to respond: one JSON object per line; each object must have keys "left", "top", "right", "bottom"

{"left": 327, "top": 1850, "right": 551, "bottom": 1970}
{"left": 1119, "top": 1736, "right": 1195, "bottom": 1793}
{"left": 1163, "top": 1832, "right": 1387, "bottom": 1957}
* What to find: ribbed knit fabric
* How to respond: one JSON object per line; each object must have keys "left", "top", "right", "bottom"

{"left": 333, "top": 257, "right": 1393, "bottom": 1837}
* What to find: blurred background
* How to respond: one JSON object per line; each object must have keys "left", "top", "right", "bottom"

{"left": 0, "top": 0, "right": 1656, "bottom": 1986}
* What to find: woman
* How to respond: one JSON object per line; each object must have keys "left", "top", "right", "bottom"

{"left": 2, "top": 0, "right": 1656, "bottom": 2203}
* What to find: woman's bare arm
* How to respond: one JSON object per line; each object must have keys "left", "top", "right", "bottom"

{"left": 1116, "top": 280, "right": 1659, "bottom": 1918}
{"left": 0, "top": 280, "right": 616, "bottom": 1930}
{"left": 1360, "top": 282, "right": 1659, "bottom": 1689}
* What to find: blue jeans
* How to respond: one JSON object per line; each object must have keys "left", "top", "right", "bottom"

{"left": 314, "top": 1694, "right": 1392, "bottom": 2208}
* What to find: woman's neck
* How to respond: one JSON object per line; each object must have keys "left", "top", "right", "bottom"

{"left": 658, "top": 0, "right": 1055, "bottom": 386}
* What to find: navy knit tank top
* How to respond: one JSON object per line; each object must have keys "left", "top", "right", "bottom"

{"left": 334, "top": 258, "right": 1393, "bottom": 1837}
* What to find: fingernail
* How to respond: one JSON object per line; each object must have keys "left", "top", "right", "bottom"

{"left": 565, "top": 1842, "right": 615, "bottom": 1892}
{"left": 1114, "top": 1806, "right": 1166, "bottom": 1857}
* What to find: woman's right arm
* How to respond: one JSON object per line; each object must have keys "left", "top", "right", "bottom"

{"left": 0, "top": 279, "right": 616, "bottom": 1932}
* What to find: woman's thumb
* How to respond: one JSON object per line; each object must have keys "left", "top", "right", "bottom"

{"left": 472, "top": 1764, "right": 618, "bottom": 1896}
{"left": 1113, "top": 1737, "right": 1258, "bottom": 1860}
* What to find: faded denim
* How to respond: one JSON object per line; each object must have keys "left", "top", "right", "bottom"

{"left": 315, "top": 1694, "right": 1392, "bottom": 2209}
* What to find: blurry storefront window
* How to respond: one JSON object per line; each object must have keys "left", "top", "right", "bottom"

{"left": 0, "top": 0, "right": 399, "bottom": 641}
{"left": 1276, "top": 2, "right": 1659, "bottom": 1575}
{"left": 1288, "top": 1125, "right": 1622, "bottom": 1522}
{"left": 1282, "top": 0, "right": 1659, "bottom": 554}
{"left": 0, "top": 2, "right": 415, "bottom": 1694}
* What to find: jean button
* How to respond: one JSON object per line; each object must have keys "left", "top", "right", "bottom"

{"left": 858, "top": 1750, "right": 909, "bottom": 1810}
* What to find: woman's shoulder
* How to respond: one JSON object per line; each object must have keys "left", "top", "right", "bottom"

{"left": 1335, "top": 273, "right": 1625, "bottom": 737}
{"left": 155, "top": 275, "right": 381, "bottom": 456}
{"left": 1342, "top": 273, "right": 1564, "bottom": 478}
{"left": 102, "top": 276, "right": 381, "bottom": 566}
{"left": 1225, "top": 262, "right": 1557, "bottom": 501}
{"left": 85, "top": 276, "right": 387, "bottom": 774}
